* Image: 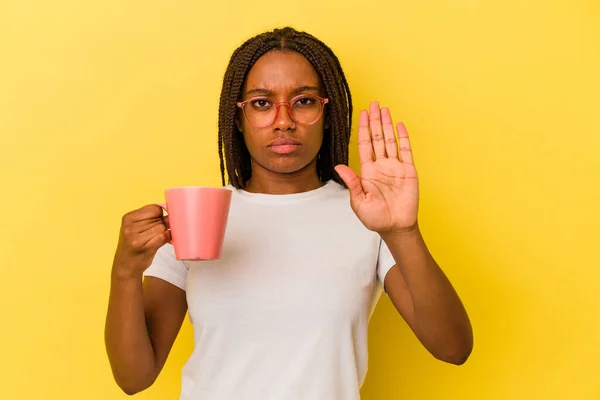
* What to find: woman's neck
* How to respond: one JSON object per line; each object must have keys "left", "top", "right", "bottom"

{"left": 243, "top": 160, "right": 324, "bottom": 195}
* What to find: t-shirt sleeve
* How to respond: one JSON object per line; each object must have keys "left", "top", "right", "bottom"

{"left": 377, "top": 237, "right": 396, "bottom": 293}
{"left": 143, "top": 244, "right": 189, "bottom": 291}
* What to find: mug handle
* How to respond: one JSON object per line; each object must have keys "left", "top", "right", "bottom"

{"left": 157, "top": 203, "right": 173, "bottom": 244}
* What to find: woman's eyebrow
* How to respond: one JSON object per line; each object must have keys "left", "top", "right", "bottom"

{"left": 291, "top": 85, "right": 320, "bottom": 95}
{"left": 244, "top": 85, "right": 321, "bottom": 97}
{"left": 245, "top": 88, "right": 272, "bottom": 96}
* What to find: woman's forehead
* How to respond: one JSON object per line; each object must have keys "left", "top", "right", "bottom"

{"left": 244, "top": 51, "right": 321, "bottom": 92}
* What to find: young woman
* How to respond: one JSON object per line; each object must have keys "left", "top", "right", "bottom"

{"left": 105, "top": 27, "right": 473, "bottom": 400}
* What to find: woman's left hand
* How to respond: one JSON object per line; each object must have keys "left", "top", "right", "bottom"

{"left": 335, "top": 102, "right": 419, "bottom": 234}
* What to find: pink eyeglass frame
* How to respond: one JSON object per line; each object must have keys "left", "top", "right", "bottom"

{"left": 236, "top": 94, "right": 329, "bottom": 128}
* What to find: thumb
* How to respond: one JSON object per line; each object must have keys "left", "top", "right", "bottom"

{"left": 335, "top": 165, "right": 365, "bottom": 201}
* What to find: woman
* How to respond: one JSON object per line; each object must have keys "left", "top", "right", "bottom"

{"left": 105, "top": 27, "right": 473, "bottom": 399}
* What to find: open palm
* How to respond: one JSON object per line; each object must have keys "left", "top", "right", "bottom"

{"left": 335, "top": 102, "right": 419, "bottom": 233}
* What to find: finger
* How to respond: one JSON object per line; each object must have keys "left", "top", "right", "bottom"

{"left": 124, "top": 204, "right": 164, "bottom": 223}
{"left": 369, "top": 102, "right": 386, "bottom": 159}
{"left": 125, "top": 205, "right": 168, "bottom": 234}
{"left": 357, "top": 110, "right": 373, "bottom": 165}
{"left": 162, "top": 215, "right": 170, "bottom": 230}
{"left": 129, "top": 218, "right": 166, "bottom": 235}
{"left": 146, "top": 220, "right": 168, "bottom": 235}
{"left": 137, "top": 204, "right": 165, "bottom": 220}
{"left": 397, "top": 122, "right": 414, "bottom": 164}
{"left": 145, "top": 230, "right": 171, "bottom": 250}
{"left": 381, "top": 108, "right": 398, "bottom": 159}
{"left": 335, "top": 165, "right": 365, "bottom": 202}
{"left": 139, "top": 223, "right": 170, "bottom": 248}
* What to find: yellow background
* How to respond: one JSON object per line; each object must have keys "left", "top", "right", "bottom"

{"left": 1, "top": 0, "right": 599, "bottom": 398}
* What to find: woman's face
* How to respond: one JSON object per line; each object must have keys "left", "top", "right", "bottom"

{"left": 236, "top": 51, "right": 326, "bottom": 177}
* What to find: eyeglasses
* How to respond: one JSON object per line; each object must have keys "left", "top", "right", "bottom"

{"left": 236, "top": 94, "right": 329, "bottom": 128}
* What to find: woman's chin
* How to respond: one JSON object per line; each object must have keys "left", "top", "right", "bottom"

{"left": 264, "top": 158, "right": 316, "bottom": 175}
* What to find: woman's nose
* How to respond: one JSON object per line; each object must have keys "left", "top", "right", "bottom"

{"left": 273, "top": 103, "right": 295, "bottom": 131}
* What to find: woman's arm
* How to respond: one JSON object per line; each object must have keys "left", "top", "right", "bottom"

{"left": 104, "top": 205, "right": 188, "bottom": 394}
{"left": 105, "top": 272, "right": 187, "bottom": 394}
{"left": 334, "top": 102, "right": 473, "bottom": 365}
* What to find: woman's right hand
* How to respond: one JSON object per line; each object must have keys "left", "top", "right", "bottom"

{"left": 112, "top": 204, "right": 171, "bottom": 280}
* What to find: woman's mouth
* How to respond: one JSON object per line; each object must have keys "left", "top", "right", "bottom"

{"left": 268, "top": 138, "right": 301, "bottom": 154}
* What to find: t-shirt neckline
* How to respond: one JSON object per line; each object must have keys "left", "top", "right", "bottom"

{"left": 231, "top": 180, "right": 338, "bottom": 204}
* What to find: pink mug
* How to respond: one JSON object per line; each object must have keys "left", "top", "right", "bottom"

{"left": 160, "top": 186, "right": 232, "bottom": 261}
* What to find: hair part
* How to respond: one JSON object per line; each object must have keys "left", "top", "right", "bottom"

{"left": 218, "top": 26, "right": 353, "bottom": 189}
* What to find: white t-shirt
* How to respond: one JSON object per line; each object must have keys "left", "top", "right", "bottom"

{"left": 143, "top": 180, "right": 396, "bottom": 400}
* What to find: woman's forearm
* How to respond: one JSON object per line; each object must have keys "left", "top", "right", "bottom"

{"left": 382, "top": 226, "right": 473, "bottom": 364}
{"left": 104, "top": 270, "right": 157, "bottom": 394}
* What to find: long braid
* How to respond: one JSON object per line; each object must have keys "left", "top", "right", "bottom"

{"left": 218, "top": 27, "right": 353, "bottom": 189}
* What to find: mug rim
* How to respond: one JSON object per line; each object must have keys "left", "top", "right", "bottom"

{"left": 165, "top": 186, "right": 232, "bottom": 192}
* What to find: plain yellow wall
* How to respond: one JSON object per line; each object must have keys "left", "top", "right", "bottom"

{"left": 1, "top": 0, "right": 599, "bottom": 398}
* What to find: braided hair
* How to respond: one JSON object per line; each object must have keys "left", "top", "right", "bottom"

{"left": 217, "top": 27, "right": 353, "bottom": 188}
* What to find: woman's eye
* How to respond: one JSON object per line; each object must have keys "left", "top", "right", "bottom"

{"left": 295, "top": 96, "right": 316, "bottom": 106}
{"left": 251, "top": 99, "right": 271, "bottom": 109}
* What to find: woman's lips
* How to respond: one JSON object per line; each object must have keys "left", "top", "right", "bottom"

{"left": 270, "top": 144, "right": 299, "bottom": 154}
{"left": 268, "top": 138, "right": 301, "bottom": 154}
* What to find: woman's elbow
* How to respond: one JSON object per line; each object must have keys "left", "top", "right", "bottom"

{"left": 440, "top": 346, "right": 472, "bottom": 365}
{"left": 432, "top": 330, "right": 474, "bottom": 365}
{"left": 117, "top": 380, "right": 152, "bottom": 396}
{"left": 113, "top": 372, "right": 156, "bottom": 396}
